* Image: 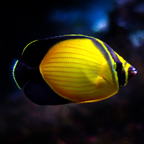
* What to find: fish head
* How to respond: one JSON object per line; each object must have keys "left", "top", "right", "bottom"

{"left": 124, "top": 62, "right": 137, "bottom": 84}
{"left": 114, "top": 53, "right": 137, "bottom": 87}
{"left": 117, "top": 61, "right": 137, "bottom": 88}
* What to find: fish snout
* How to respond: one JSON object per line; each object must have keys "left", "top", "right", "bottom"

{"left": 128, "top": 66, "right": 137, "bottom": 81}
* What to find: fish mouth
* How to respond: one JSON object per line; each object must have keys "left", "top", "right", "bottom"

{"left": 131, "top": 67, "right": 137, "bottom": 75}
{"left": 128, "top": 66, "right": 137, "bottom": 80}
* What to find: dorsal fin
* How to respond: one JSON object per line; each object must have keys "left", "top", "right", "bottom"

{"left": 22, "top": 40, "right": 50, "bottom": 67}
{"left": 21, "top": 35, "right": 89, "bottom": 67}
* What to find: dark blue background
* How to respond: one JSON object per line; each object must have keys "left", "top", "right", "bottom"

{"left": 1, "top": 0, "right": 144, "bottom": 143}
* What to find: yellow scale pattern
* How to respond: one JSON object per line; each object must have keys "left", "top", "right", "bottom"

{"left": 40, "top": 38, "right": 116, "bottom": 102}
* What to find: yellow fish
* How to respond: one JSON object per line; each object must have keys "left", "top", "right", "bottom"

{"left": 12, "top": 34, "right": 137, "bottom": 105}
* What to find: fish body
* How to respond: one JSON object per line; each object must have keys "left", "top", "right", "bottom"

{"left": 12, "top": 34, "right": 137, "bottom": 105}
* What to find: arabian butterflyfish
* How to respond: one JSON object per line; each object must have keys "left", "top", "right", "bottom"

{"left": 12, "top": 34, "right": 137, "bottom": 105}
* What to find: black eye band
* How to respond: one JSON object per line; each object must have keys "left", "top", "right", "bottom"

{"left": 116, "top": 62, "right": 126, "bottom": 88}
{"left": 116, "top": 62, "right": 123, "bottom": 72}
{"left": 103, "top": 42, "right": 126, "bottom": 88}
{"left": 117, "top": 70, "right": 126, "bottom": 88}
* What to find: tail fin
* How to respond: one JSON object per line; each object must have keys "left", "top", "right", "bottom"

{"left": 12, "top": 60, "right": 32, "bottom": 89}
{"left": 12, "top": 60, "right": 71, "bottom": 105}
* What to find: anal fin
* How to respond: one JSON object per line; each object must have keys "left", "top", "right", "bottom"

{"left": 23, "top": 79, "right": 71, "bottom": 105}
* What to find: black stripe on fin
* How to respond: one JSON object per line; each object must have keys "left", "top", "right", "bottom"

{"left": 23, "top": 78, "right": 71, "bottom": 105}
{"left": 22, "top": 35, "right": 89, "bottom": 67}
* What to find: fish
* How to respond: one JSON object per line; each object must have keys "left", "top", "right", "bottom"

{"left": 12, "top": 34, "right": 137, "bottom": 105}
